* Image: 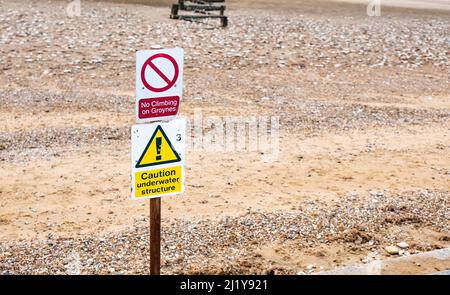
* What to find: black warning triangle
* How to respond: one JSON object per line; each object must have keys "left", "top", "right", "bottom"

{"left": 135, "top": 125, "right": 181, "bottom": 168}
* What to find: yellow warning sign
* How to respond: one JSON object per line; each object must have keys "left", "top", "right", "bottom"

{"left": 135, "top": 125, "right": 181, "bottom": 168}
{"left": 134, "top": 166, "right": 182, "bottom": 198}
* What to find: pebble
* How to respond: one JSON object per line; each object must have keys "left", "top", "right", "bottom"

{"left": 396, "top": 242, "right": 409, "bottom": 249}
{"left": 385, "top": 246, "right": 400, "bottom": 255}
{"left": 306, "top": 264, "right": 315, "bottom": 271}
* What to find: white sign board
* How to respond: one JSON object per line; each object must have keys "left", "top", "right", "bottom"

{"left": 136, "top": 48, "right": 184, "bottom": 123}
{"left": 131, "top": 118, "right": 186, "bottom": 200}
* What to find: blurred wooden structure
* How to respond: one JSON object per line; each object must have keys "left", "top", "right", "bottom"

{"left": 170, "top": 0, "right": 228, "bottom": 27}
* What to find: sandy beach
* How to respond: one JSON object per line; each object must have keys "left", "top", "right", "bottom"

{"left": 0, "top": 0, "right": 449, "bottom": 274}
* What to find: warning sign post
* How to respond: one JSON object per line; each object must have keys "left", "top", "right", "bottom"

{"left": 132, "top": 47, "right": 186, "bottom": 275}
{"left": 131, "top": 118, "right": 185, "bottom": 275}
{"left": 136, "top": 48, "right": 184, "bottom": 123}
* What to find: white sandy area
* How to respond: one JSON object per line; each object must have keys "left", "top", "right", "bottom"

{"left": 332, "top": 0, "right": 450, "bottom": 11}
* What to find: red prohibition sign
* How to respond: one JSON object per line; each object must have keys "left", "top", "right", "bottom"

{"left": 141, "top": 53, "right": 179, "bottom": 93}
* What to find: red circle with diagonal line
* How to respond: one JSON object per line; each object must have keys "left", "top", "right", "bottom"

{"left": 141, "top": 53, "right": 179, "bottom": 93}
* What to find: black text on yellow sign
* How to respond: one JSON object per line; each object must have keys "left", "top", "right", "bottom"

{"left": 135, "top": 166, "right": 182, "bottom": 198}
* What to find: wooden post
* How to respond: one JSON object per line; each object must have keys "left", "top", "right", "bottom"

{"left": 150, "top": 198, "right": 161, "bottom": 275}
{"left": 170, "top": 4, "right": 179, "bottom": 19}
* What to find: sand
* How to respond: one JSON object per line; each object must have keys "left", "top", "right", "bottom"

{"left": 0, "top": 0, "right": 449, "bottom": 274}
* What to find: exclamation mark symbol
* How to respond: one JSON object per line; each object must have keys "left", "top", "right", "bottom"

{"left": 156, "top": 137, "right": 162, "bottom": 161}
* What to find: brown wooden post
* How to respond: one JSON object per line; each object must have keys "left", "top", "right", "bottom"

{"left": 150, "top": 198, "right": 161, "bottom": 275}
{"left": 170, "top": 4, "right": 179, "bottom": 19}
